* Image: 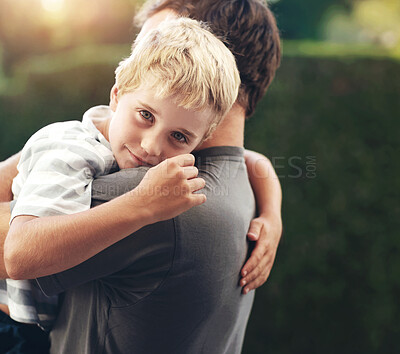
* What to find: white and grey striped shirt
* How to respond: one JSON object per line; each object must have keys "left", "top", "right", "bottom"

{"left": 0, "top": 108, "right": 117, "bottom": 330}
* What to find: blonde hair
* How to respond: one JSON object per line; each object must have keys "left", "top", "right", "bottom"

{"left": 115, "top": 17, "right": 240, "bottom": 139}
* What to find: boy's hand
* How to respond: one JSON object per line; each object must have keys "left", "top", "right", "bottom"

{"left": 132, "top": 154, "right": 206, "bottom": 223}
{"left": 240, "top": 214, "right": 282, "bottom": 294}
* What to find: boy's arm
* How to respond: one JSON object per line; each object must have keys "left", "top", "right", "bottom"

{"left": 0, "top": 152, "right": 18, "bottom": 278}
{"left": 0, "top": 154, "right": 18, "bottom": 313}
{"left": 0, "top": 202, "right": 11, "bottom": 279}
{"left": 5, "top": 154, "right": 206, "bottom": 279}
{"left": 0, "top": 152, "right": 20, "bottom": 202}
{"left": 241, "top": 149, "right": 282, "bottom": 293}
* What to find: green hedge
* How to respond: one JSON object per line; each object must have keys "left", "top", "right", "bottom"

{"left": 0, "top": 55, "right": 398, "bottom": 354}
{"left": 243, "top": 57, "right": 400, "bottom": 354}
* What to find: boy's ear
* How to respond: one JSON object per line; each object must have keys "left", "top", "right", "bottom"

{"left": 110, "top": 84, "right": 119, "bottom": 112}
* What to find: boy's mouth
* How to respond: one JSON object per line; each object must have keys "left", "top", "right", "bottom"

{"left": 126, "top": 146, "right": 153, "bottom": 167}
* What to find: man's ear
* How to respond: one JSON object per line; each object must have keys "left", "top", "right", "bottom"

{"left": 110, "top": 84, "right": 119, "bottom": 112}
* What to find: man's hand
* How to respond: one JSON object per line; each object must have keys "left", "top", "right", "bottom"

{"left": 131, "top": 154, "right": 206, "bottom": 224}
{"left": 240, "top": 214, "right": 282, "bottom": 294}
{"left": 242, "top": 149, "right": 282, "bottom": 293}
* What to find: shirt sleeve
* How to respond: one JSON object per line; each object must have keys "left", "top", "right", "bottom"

{"left": 11, "top": 122, "right": 113, "bottom": 221}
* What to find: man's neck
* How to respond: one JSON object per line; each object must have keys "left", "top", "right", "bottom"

{"left": 197, "top": 104, "right": 245, "bottom": 150}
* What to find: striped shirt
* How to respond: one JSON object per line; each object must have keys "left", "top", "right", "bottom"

{"left": 0, "top": 109, "right": 117, "bottom": 330}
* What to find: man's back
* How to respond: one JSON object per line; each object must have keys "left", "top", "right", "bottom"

{"left": 37, "top": 146, "right": 256, "bottom": 353}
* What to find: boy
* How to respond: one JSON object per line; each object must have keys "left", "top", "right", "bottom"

{"left": 1, "top": 17, "right": 240, "bottom": 331}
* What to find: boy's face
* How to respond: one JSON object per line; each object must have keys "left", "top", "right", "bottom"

{"left": 106, "top": 86, "right": 211, "bottom": 169}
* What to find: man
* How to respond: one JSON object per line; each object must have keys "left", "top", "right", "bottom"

{"left": 0, "top": 0, "right": 282, "bottom": 352}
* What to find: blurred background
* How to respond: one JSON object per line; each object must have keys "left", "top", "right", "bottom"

{"left": 0, "top": 0, "right": 398, "bottom": 353}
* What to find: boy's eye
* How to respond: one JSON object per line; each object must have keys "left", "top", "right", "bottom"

{"left": 172, "top": 132, "right": 187, "bottom": 143}
{"left": 140, "top": 110, "right": 153, "bottom": 121}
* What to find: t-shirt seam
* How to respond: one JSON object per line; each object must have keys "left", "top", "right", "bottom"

{"left": 197, "top": 156, "right": 243, "bottom": 163}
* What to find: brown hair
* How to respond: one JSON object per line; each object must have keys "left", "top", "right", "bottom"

{"left": 136, "top": 0, "right": 281, "bottom": 118}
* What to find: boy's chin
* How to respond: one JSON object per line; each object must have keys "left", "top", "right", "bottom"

{"left": 119, "top": 161, "right": 141, "bottom": 169}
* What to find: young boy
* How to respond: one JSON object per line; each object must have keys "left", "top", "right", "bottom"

{"left": 0, "top": 17, "right": 240, "bottom": 331}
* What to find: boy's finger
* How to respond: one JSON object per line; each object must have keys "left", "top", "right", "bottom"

{"left": 172, "top": 154, "right": 195, "bottom": 167}
{"left": 190, "top": 193, "right": 207, "bottom": 206}
{"left": 183, "top": 166, "right": 199, "bottom": 179}
{"left": 188, "top": 177, "right": 206, "bottom": 192}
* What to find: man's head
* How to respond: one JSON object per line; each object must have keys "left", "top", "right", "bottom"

{"left": 107, "top": 18, "right": 240, "bottom": 168}
{"left": 136, "top": 0, "right": 281, "bottom": 118}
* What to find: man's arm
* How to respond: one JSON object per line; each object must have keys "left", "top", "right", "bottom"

{"left": 0, "top": 152, "right": 20, "bottom": 202}
{"left": 5, "top": 154, "right": 206, "bottom": 279}
{"left": 241, "top": 150, "right": 282, "bottom": 293}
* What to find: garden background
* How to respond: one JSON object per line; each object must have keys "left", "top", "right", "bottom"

{"left": 0, "top": 0, "right": 398, "bottom": 353}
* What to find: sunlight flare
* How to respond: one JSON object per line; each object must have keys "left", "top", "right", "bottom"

{"left": 41, "top": 0, "right": 65, "bottom": 13}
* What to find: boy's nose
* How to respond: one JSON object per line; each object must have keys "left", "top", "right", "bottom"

{"left": 140, "top": 134, "right": 163, "bottom": 158}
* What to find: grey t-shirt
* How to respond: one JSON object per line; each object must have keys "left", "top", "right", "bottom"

{"left": 36, "top": 146, "right": 256, "bottom": 354}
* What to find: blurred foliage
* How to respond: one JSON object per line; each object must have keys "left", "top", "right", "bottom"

{"left": 0, "top": 0, "right": 139, "bottom": 73}
{"left": 269, "top": 0, "right": 352, "bottom": 39}
{"left": 242, "top": 56, "right": 400, "bottom": 354}
{"left": 323, "top": 0, "right": 400, "bottom": 49}
{"left": 271, "top": 0, "right": 400, "bottom": 50}
{"left": 283, "top": 40, "right": 400, "bottom": 60}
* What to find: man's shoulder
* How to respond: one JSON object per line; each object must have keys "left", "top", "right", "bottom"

{"left": 175, "top": 146, "right": 255, "bottom": 254}
{"left": 195, "top": 145, "right": 252, "bottom": 209}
